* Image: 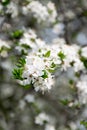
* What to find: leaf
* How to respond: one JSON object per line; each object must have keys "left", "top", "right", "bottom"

{"left": 58, "top": 51, "right": 66, "bottom": 60}
{"left": 12, "top": 68, "right": 23, "bottom": 80}
{"left": 21, "top": 84, "right": 32, "bottom": 89}
{"left": 50, "top": 62, "right": 56, "bottom": 68}
{"left": 60, "top": 99, "right": 70, "bottom": 106}
{"left": 69, "top": 79, "right": 74, "bottom": 85}
{"left": 80, "top": 56, "right": 87, "bottom": 69}
{"left": 16, "top": 58, "right": 26, "bottom": 68}
{"left": 42, "top": 70, "right": 48, "bottom": 79}
{"left": 1, "top": 0, "right": 10, "bottom": 6}
{"left": 11, "top": 30, "right": 23, "bottom": 39}
{"left": 48, "top": 68, "right": 55, "bottom": 73}
{"left": 80, "top": 120, "right": 87, "bottom": 128}
{"left": 44, "top": 50, "right": 51, "bottom": 57}
{"left": 21, "top": 44, "right": 31, "bottom": 49}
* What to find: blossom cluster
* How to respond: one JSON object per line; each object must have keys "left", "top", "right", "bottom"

{"left": 22, "top": 1, "right": 57, "bottom": 24}
{"left": 0, "top": 1, "right": 18, "bottom": 18}
{"left": 35, "top": 112, "right": 56, "bottom": 130}
{"left": 15, "top": 29, "right": 45, "bottom": 54}
{"left": 13, "top": 36, "right": 87, "bottom": 94}
{"left": 0, "top": 0, "right": 57, "bottom": 25}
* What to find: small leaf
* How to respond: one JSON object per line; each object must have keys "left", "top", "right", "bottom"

{"left": 60, "top": 99, "right": 70, "bottom": 106}
{"left": 11, "top": 30, "right": 23, "bottom": 39}
{"left": 78, "top": 49, "right": 82, "bottom": 55}
{"left": 80, "top": 120, "right": 87, "bottom": 128}
{"left": 1, "top": 0, "right": 10, "bottom": 6}
{"left": 21, "top": 84, "right": 32, "bottom": 89}
{"left": 42, "top": 70, "right": 48, "bottom": 79}
{"left": 30, "top": 38, "right": 35, "bottom": 42}
{"left": 48, "top": 68, "right": 55, "bottom": 73}
{"left": 80, "top": 56, "right": 87, "bottom": 69}
{"left": 70, "top": 61, "right": 75, "bottom": 66}
{"left": 16, "top": 58, "right": 26, "bottom": 68}
{"left": 21, "top": 44, "right": 31, "bottom": 49}
{"left": 69, "top": 79, "right": 74, "bottom": 85}
{"left": 75, "top": 72, "right": 80, "bottom": 78}
{"left": 51, "top": 62, "right": 56, "bottom": 68}
{"left": 44, "top": 50, "right": 51, "bottom": 57}
{"left": 58, "top": 51, "right": 66, "bottom": 60}
{"left": 12, "top": 68, "right": 23, "bottom": 80}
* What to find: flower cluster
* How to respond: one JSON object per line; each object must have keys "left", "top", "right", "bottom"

{"left": 35, "top": 112, "right": 55, "bottom": 130}
{"left": 15, "top": 29, "right": 45, "bottom": 54}
{"left": 20, "top": 45, "right": 60, "bottom": 92}
{"left": 6, "top": 2, "right": 18, "bottom": 18}
{"left": 0, "top": 1, "right": 19, "bottom": 18}
{"left": 35, "top": 112, "right": 50, "bottom": 125}
{"left": 13, "top": 36, "right": 87, "bottom": 93}
{"left": 22, "top": 1, "right": 57, "bottom": 24}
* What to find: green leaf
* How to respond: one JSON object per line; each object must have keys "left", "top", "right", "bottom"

{"left": 75, "top": 72, "right": 80, "bottom": 78}
{"left": 80, "top": 120, "right": 87, "bottom": 128}
{"left": 48, "top": 69, "right": 55, "bottom": 73}
{"left": 60, "top": 99, "right": 70, "bottom": 106}
{"left": 12, "top": 68, "right": 23, "bottom": 80}
{"left": 21, "top": 44, "right": 31, "bottom": 49}
{"left": 16, "top": 58, "right": 26, "bottom": 68}
{"left": 11, "top": 30, "right": 23, "bottom": 39}
{"left": 42, "top": 70, "right": 48, "bottom": 79}
{"left": 1, "top": 0, "right": 10, "bottom": 6}
{"left": 21, "top": 84, "right": 32, "bottom": 89}
{"left": 58, "top": 51, "right": 66, "bottom": 60}
{"left": 38, "top": 49, "right": 42, "bottom": 52}
{"left": 50, "top": 62, "right": 56, "bottom": 68}
{"left": 70, "top": 61, "right": 75, "bottom": 66}
{"left": 44, "top": 50, "right": 51, "bottom": 57}
{"left": 69, "top": 79, "right": 74, "bottom": 85}
{"left": 78, "top": 49, "right": 82, "bottom": 55}
{"left": 80, "top": 56, "right": 87, "bottom": 68}
{"left": 30, "top": 38, "right": 35, "bottom": 42}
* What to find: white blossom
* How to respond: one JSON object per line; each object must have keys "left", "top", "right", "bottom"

{"left": 22, "top": 1, "right": 57, "bottom": 24}
{"left": 34, "top": 76, "right": 54, "bottom": 92}
{"left": 35, "top": 112, "right": 50, "bottom": 125}
{"left": 77, "top": 81, "right": 87, "bottom": 93}
{"left": 16, "top": 29, "right": 45, "bottom": 53}
{"left": 22, "top": 1, "right": 48, "bottom": 23}
{"left": 73, "top": 59, "right": 84, "bottom": 72}
{"left": 17, "top": 36, "right": 87, "bottom": 92}
{"left": 81, "top": 47, "right": 87, "bottom": 58}
{"left": 47, "top": 1, "right": 57, "bottom": 23}
{"left": 6, "top": 2, "right": 18, "bottom": 18}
